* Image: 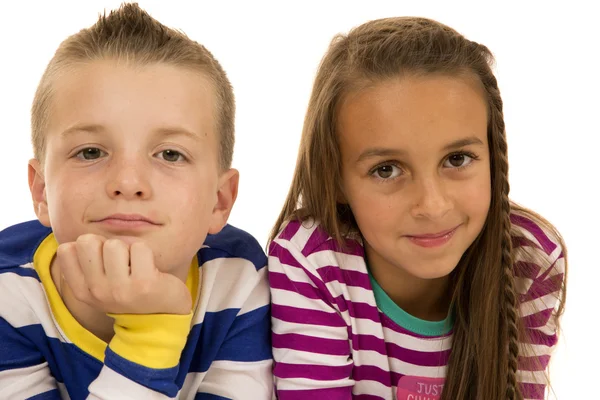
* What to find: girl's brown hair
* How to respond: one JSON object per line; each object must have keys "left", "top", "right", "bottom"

{"left": 271, "top": 17, "right": 567, "bottom": 400}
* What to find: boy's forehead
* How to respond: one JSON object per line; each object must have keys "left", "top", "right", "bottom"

{"left": 46, "top": 61, "right": 220, "bottom": 143}
{"left": 52, "top": 60, "right": 218, "bottom": 107}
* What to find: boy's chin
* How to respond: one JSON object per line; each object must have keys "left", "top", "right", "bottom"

{"left": 110, "top": 235, "right": 145, "bottom": 246}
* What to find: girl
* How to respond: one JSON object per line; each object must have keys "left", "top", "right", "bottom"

{"left": 268, "top": 17, "right": 567, "bottom": 400}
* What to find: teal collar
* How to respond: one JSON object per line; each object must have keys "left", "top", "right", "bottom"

{"left": 368, "top": 270, "right": 453, "bottom": 337}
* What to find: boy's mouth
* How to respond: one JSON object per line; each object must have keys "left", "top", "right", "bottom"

{"left": 93, "top": 213, "right": 161, "bottom": 228}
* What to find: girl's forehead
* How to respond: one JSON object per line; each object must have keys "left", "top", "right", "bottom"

{"left": 336, "top": 75, "right": 489, "bottom": 155}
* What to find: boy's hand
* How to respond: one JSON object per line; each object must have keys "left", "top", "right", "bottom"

{"left": 57, "top": 234, "right": 192, "bottom": 315}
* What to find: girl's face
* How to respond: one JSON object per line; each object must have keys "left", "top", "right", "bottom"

{"left": 338, "top": 74, "right": 491, "bottom": 282}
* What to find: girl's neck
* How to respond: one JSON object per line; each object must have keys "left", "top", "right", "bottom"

{"left": 365, "top": 245, "right": 452, "bottom": 322}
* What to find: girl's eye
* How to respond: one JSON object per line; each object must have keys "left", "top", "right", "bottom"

{"left": 157, "top": 149, "right": 185, "bottom": 163}
{"left": 76, "top": 148, "right": 106, "bottom": 160}
{"left": 372, "top": 164, "right": 402, "bottom": 180}
{"left": 444, "top": 153, "right": 475, "bottom": 169}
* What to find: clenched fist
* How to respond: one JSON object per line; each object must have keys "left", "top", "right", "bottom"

{"left": 56, "top": 234, "right": 192, "bottom": 315}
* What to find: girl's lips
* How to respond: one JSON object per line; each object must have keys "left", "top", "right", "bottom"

{"left": 407, "top": 225, "right": 460, "bottom": 248}
{"left": 407, "top": 226, "right": 459, "bottom": 239}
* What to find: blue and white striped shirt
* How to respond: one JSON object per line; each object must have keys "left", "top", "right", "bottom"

{"left": 0, "top": 220, "right": 273, "bottom": 399}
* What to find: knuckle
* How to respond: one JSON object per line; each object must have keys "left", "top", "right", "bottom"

{"left": 77, "top": 234, "right": 104, "bottom": 248}
{"left": 76, "top": 233, "right": 96, "bottom": 244}
{"left": 71, "top": 287, "right": 91, "bottom": 303}
{"left": 139, "top": 279, "right": 153, "bottom": 293}
{"left": 133, "top": 279, "right": 153, "bottom": 298}
{"left": 104, "top": 238, "right": 123, "bottom": 250}
{"left": 88, "top": 285, "right": 107, "bottom": 301}
{"left": 129, "top": 242, "right": 147, "bottom": 258}
{"left": 130, "top": 242, "right": 144, "bottom": 251}
{"left": 111, "top": 286, "right": 132, "bottom": 305}
{"left": 56, "top": 242, "right": 76, "bottom": 258}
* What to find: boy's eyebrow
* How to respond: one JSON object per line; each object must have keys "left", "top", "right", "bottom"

{"left": 356, "top": 136, "right": 485, "bottom": 162}
{"left": 60, "top": 124, "right": 104, "bottom": 137}
{"left": 154, "top": 127, "right": 203, "bottom": 141}
{"left": 59, "top": 124, "right": 202, "bottom": 141}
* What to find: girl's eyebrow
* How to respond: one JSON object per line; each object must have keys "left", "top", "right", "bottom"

{"left": 356, "top": 147, "right": 404, "bottom": 163}
{"left": 357, "top": 136, "right": 484, "bottom": 163}
{"left": 443, "top": 136, "right": 484, "bottom": 151}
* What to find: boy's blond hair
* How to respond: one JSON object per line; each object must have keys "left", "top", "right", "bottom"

{"left": 31, "top": 2, "right": 235, "bottom": 170}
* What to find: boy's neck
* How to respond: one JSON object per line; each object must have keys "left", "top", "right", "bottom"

{"left": 365, "top": 246, "right": 451, "bottom": 322}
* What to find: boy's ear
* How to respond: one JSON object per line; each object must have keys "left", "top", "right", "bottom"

{"left": 28, "top": 159, "right": 51, "bottom": 227}
{"left": 207, "top": 168, "right": 239, "bottom": 235}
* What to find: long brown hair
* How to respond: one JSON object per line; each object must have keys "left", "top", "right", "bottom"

{"left": 271, "top": 17, "right": 567, "bottom": 400}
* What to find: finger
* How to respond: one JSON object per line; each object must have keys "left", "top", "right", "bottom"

{"left": 129, "top": 242, "right": 157, "bottom": 280}
{"left": 75, "top": 234, "right": 107, "bottom": 298}
{"left": 130, "top": 242, "right": 192, "bottom": 314}
{"left": 56, "top": 242, "right": 91, "bottom": 304}
{"left": 103, "top": 238, "right": 131, "bottom": 284}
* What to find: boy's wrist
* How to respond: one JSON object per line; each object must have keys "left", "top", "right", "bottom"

{"left": 107, "top": 312, "right": 193, "bottom": 369}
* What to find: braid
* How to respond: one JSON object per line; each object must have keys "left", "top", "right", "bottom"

{"left": 487, "top": 73, "right": 522, "bottom": 400}
{"left": 502, "top": 172, "right": 520, "bottom": 400}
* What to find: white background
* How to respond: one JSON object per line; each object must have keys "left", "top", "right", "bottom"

{"left": 0, "top": 1, "right": 597, "bottom": 397}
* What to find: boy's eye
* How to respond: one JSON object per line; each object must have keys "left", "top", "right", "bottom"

{"left": 372, "top": 164, "right": 401, "bottom": 179}
{"left": 76, "top": 148, "right": 105, "bottom": 160}
{"left": 157, "top": 149, "right": 185, "bottom": 162}
{"left": 443, "top": 153, "right": 474, "bottom": 169}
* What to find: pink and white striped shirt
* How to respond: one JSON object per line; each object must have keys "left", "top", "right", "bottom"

{"left": 268, "top": 212, "right": 565, "bottom": 400}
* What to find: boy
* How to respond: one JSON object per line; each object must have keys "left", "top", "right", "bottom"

{"left": 0, "top": 3, "right": 272, "bottom": 399}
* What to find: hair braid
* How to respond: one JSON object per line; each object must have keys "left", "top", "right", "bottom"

{"left": 487, "top": 72, "right": 522, "bottom": 400}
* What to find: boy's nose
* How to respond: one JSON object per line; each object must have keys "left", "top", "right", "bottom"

{"left": 105, "top": 159, "right": 152, "bottom": 200}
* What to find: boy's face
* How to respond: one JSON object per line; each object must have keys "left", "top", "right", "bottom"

{"left": 29, "top": 60, "right": 238, "bottom": 277}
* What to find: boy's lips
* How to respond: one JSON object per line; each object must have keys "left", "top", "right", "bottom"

{"left": 93, "top": 214, "right": 161, "bottom": 228}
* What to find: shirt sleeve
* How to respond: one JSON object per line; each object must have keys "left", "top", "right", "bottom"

{"left": 87, "top": 312, "right": 193, "bottom": 399}
{"left": 512, "top": 215, "right": 567, "bottom": 400}
{"left": 268, "top": 228, "right": 354, "bottom": 400}
{"left": 195, "top": 265, "right": 274, "bottom": 400}
{"left": 0, "top": 266, "right": 63, "bottom": 400}
{"left": 0, "top": 317, "right": 62, "bottom": 400}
